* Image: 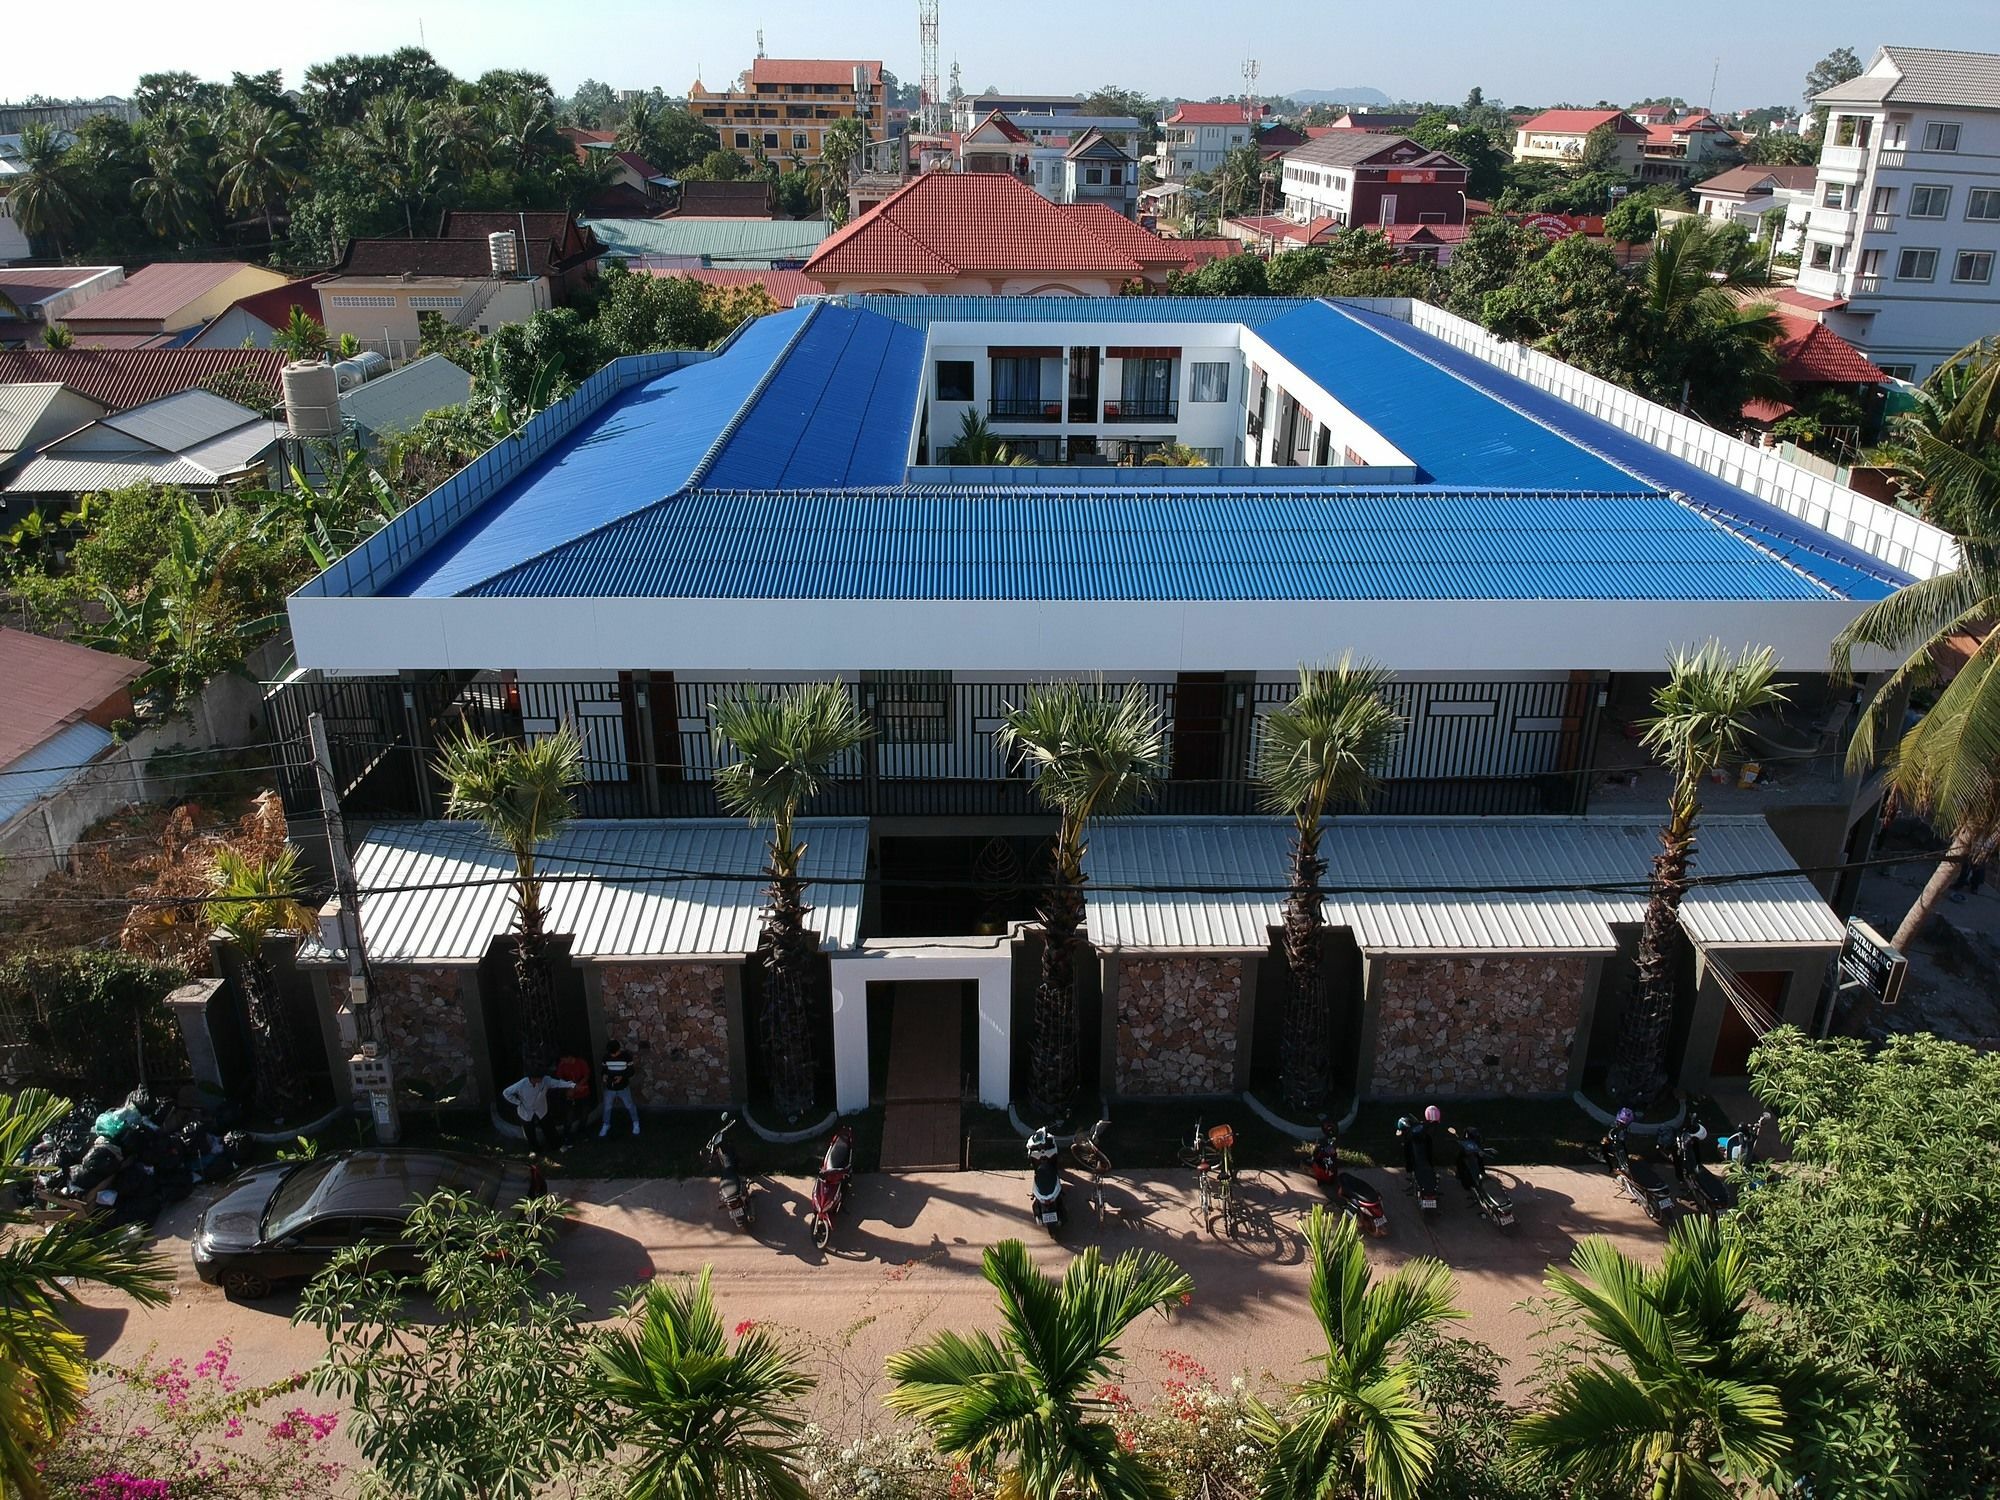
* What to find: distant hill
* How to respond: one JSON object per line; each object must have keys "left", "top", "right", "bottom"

{"left": 1285, "top": 86, "right": 1395, "bottom": 107}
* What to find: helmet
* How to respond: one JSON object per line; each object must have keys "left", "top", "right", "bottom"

{"left": 1463, "top": 1126, "right": 1483, "bottom": 1146}
{"left": 1688, "top": 1120, "right": 1709, "bottom": 1141}
{"left": 1615, "top": 1107, "right": 1636, "bottom": 1126}
{"left": 1423, "top": 1105, "right": 1442, "bottom": 1124}
{"left": 1395, "top": 1115, "right": 1415, "bottom": 1133}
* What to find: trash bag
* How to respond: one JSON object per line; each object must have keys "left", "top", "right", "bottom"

{"left": 67, "top": 1138, "right": 125, "bottom": 1194}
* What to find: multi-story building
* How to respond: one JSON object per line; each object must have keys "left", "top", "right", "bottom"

{"left": 1638, "top": 111, "right": 1741, "bottom": 184}
{"left": 1512, "top": 108, "right": 1648, "bottom": 173}
{"left": 1279, "top": 133, "right": 1470, "bottom": 229}
{"left": 950, "top": 93, "right": 1083, "bottom": 133}
{"left": 1156, "top": 102, "right": 1266, "bottom": 180}
{"left": 271, "top": 291, "right": 1948, "bottom": 1120}
{"left": 688, "top": 58, "right": 884, "bottom": 171}
{"left": 1802, "top": 46, "right": 2000, "bottom": 381}
{"left": 1694, "top": 165, "right": 1818, "bottom": 252}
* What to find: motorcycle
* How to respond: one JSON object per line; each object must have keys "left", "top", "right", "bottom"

{"left": 1396, "top": 1115, "right": 1440, "bottom": 1217}
{"left": 1669, "top": 1122, "right": 1735, "bottom": 1221}
{"left": 1454, "top": 1127, "right": 1516, "bottom": 1230}
{"left": 1026, "top": 1125, "right": 1065, "bottom": 1233}
{"left": 805, "top": 1123, "right": 855, "bottom": 1251}
{"left": 1307, "top": 1115, "right": 1388, "bottom": 1236}
{"left": 1717, "top": 1110, "right": 1776, "bottom": 1170}
{"left": 1597, "top": 1123, "right": 1678, "bottom": 1227}
{"left": 704, "top": 1113, "right": 754, "bottom": 1230}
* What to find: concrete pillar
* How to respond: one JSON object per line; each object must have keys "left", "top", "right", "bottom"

{"left": 166, "top": 978, "right": 226, "bottom": 1092}
{"left": 829, "top": 962, "right": 870, "bottom": 1113}
{"left": 977, "top": 960, "right": 1012, "bottom": 1108}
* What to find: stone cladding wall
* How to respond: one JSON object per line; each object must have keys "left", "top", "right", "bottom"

{"left": 1115, "top": 955, "right": 1242, "bottom": 1095}
{"left": 1371, "top": 954, "right": 1587, "bottom": 1096}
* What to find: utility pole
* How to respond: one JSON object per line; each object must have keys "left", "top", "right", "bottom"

{"left": 309, "top": 712, "right": 401, "bottom": 1144}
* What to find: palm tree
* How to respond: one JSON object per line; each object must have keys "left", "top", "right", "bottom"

{"left": 1250, "top": 1206, "right": 1462, "bottom": 1500}
{"left": 0, "top": 1088, "right": 173, "bottom": 1500}
{"left": 999, "top": 682, "right": 1166, "bottom": 1120}
{"left": 489, "top": 91, "right": 562, "bottom": 178}
{"left": 39, "top": 323, "right": 72, "bottom": 350}
{"left": 435, "top": 724, "right": 585, "bottom": 1071}
{"left": 133, "top": 143, "right": 210, "bottom": 244}
{"left": 886, "top": 1239, "right": 1192, "bottom": 1500}
{"left": 1607, "top": 642, "right": 1788, "bottom": 1108}
{"left": 1514, "top": 1220, "right": 1794, "bottom": 1499}
{"left": 270, "top": 305, "right": 327, "bottom": 361}
{"left": 591, "top": 1267, "right": 814, "bottom": 1500}
{"left": 938, "top": 409, "right": 1031, "bottom": 465}
{"left": 206, "top": 844, "right": 319, "bottom": 1122}
{"left": 1636, "top": 217, "right": 1787, "bottom": 423}
{"left": 1255, "top": 660, "right": 1404, "bottom": 1112}
{"left": 1140, "top": 442, "right": 1210, "bottom": 467}
{"left": 710, "top": 683, "right": 870, "bottom": 1121}
{"left": 8, "top": 124, "right": 84, "bottom": 258}
{"left": 214, "top": 104, "right": 305, "bottom": 243}
{"left": 818, "top": 116, "right": 868, "bottom": 225}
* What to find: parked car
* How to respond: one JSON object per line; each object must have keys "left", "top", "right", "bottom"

{"left": 192, "top": 1148, "right": 545, "bottom": 1299}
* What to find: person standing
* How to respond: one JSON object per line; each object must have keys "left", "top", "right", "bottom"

{"left": 599, "top": 1040, "right": 641, "bottom": 1136}
{"left": 501, "top": 1066, "right": 573, "bottom": 1156}
{"left": 552, "top": 1053, "right": 593, "bottom": 1142}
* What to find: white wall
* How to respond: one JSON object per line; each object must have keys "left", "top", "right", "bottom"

{"left": 1240, "top": 328, "right": 1414, "bottom": 469}
{"left": 0, "top": 196, "right": 29, "bottom": 263}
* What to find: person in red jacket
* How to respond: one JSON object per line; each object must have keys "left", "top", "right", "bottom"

{"left": 552, "top": 1053, "right": 593, "bottom": 1143}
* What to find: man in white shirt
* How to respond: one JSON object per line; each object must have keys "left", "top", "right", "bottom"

{"left": 501, "top": 1067, "right": 573, "bottom": 1156}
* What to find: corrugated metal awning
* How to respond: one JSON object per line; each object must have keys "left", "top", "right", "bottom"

{"left": 316, "top": 818, "right": 867, "bottom": 965}
{"left": 1083, "top": 815, "right": 1845, "bottom": 954}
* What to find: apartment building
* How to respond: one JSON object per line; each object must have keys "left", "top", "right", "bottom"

{"left": 1512, "top": 108, "right": 1648, "bottom": 173}
{"left": 1802, "top": 46, "right": 2000, "bottom": 380}
{"left": 1279, "top": 133, "right": 1470, "bottom": 228}
{"left": 688, "top": 57, "right": 884, "bottom": 171}
{"left": 1156, "top": 102, "right": 1265, "bottom": 180}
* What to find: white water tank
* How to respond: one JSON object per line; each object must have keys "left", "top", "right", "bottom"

{"left": 282, "top": 361, "right": 341, "bottom": 438}
{"left": 489, "top": 229, "right": 520, "bottom": 276}
{"left": 332, "top": 350, "right": 389, "bottom": 391}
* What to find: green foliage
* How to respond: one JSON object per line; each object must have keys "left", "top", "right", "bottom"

{"left": 479, "top": 305, "right": 602, "bottom": 417}
{"left": 999, "top": 681, "right": 1167, "bottom": 872}
{"left": 1405, "top": 112, "right": 1507, "bottom": 201}
{"left": 0, "top": 950, "right": 186, "bottom": 1095}
{"left": 1744, "top": 131, "right": 1818, "bottom": 166}
{"left": 772, "top": 169, "right": 816, "bottom": 219}
{"left": 590, "top": 263, "right": 750, "bottom": 357}
{"left": 1576, "top": 123, "right": 1626, "bottom": 174}
{"left": 1482, "top": 233, "right": 1650, "bottom": 382}
{"left": 1804, "top": 47, "right": 1863, "bottom": 106}
{"left": 937, "top": 409, "right": 1029, "bottom": 466}
{"left": 200, "top": 361, "right": 279, "bottom": 414}
{"left": 709, "top": 682, "right": 870, "bottom": 881}
{"left": 1440, "top": 216, "right": 1547, "bottom": 322}
{"left": 1168, "top": 253, "right": 1269, "bottom": 297}
{"left": 1603, "top": 193, "right": 1660, "bottom": 245}
{"left": 382, "top": 401, "right": 501, "bottom": 501}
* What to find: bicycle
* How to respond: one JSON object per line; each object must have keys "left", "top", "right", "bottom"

{"left": 1180, "top": 1119, "right": 1239, "bottom": 1236}
{"left": 1071, "top": 1118, "right": 1112, "bottom": 1226}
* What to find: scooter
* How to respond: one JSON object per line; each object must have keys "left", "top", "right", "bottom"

{"left": 1026, "top": 1125, "right": 1066, "bottom": 1234}
{"left": 1396, "top": 1115, "right": 1440, "bottom": 1217}
{"left": 1597, "top": 1120, "right": 1678, "bottom": 1227}
{"left": 805, "top": 1123, "right": 855, "bottom": 1251}
{"left": 1717, "top": 1110, "right": 1775, "bottom": 1170}
{"left": 1454, "top": 1127, "right": 1516, "bottom": 1230}
{"left": 1668, "top": 1121, "right": 1735, "bottom": 1221}
{"left": 704, "top": 1113, "right": 754, "bottom": 1230}
{"left": 1308, "top": 1116, "right": 1388, "bottom": 1236}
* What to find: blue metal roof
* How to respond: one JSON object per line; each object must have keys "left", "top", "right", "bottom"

{"left": 0, "top": 720, "right": 111, "bottom": 825}
{"left": 461, "top": 486, "right": 1839, "bottom": 602}
{"left": 846, "top": 295, "right": 1307, "bottom": 330}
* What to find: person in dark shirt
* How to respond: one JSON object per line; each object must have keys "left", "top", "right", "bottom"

{"left": 599, "top": 1040, "right": 641, "bottom": 1136}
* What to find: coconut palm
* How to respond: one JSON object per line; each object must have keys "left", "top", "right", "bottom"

{"left": 1250, "top": 1206, "right": 1462, "bottom": 1500}
{"left": 886, "top": 1239, "right": 1192, "bottom": 1500}
{"left": 999, "top": 682, "right": 1166, "bottom": 1120}
{"left": 1637, "top": 216, "right": 1788, "bottom": 424}
{"left": 939, "top": 409, "right": 1030, "bottom": 465}
{"left": 214, "top": 103, "right": 306, "bottom": 243}
{"left": 436, "top": 724, "right": 584, "bottom": 1071}
{"left": 39, "top": 323, "right": 72, "bottom": 350}
{"left": 269, "top": 305, "right": 328, "bottom": 361}
{"left": 7, "top": 124, "right": 84, "bottom": 258}
{"left": 591, "top": 1267, "right": 814, "bottom": 1500}
{"left": 1141, "top": 442, "right": 1210, "bottom": 467}
{"left": 1607, "top": 642, "right": 1788, "bottom": 1108}
{"left": 818, "top": 116, "right": 868, "bottom": 225}
{"left": 1255, "top": 659, "right": 1404, "bottom": 1112}
{"left": 489, "top": 91, "right": 562, "bottom": 177}
{"left": 1514, "top": 1220, "right": 1793, "bottom": 1499}
{"left": 133, "top": 143, "right": 210, "bottom": 244}
{"left": 0, "top": 1087, "right": 174, "bottom": 1500}
{"left": 206, "top": 844, "right": 319, "bottom": 1122}
{"left": 710, "top": 683, "right": 870, "bottom": 1121}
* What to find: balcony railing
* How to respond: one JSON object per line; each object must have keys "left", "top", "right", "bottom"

{"left": 1876, "top": 149, "right": 1906, "bottom": 170}
{"left": 1854, "top": 273, "right": 1882, "bottom": 294}
{"left": 1101, "top": 398, "right": 1178, "bottom": 423}
{"left": 1820, "top": 143, "right": 1869, "bottom": 173}
{"left": 989, "top": 397, "right": 1062, "bottom": 422}
{"left": 1867, "top": 213, "right": 1897, "bottom": 231}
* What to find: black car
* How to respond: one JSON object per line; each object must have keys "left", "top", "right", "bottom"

{"left": 192, "top": 1148, "right": 544, "bottom": 1299}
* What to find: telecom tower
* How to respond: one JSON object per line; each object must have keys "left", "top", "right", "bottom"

{"left": 1242, "top": 57, "right": 1260, "bottom": 125}
{"left": 918, "top": 0, "right": 942, "bottom": 134}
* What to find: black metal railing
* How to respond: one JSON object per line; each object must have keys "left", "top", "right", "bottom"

{"left": 1069, "top": 396, "right": 1098, "bottom": 422}
{"left": 988, "top": 397, "right": 1062, "bottom": 422}
{"left": 268, "top": 672, "right": 1603, "bottom": 825}
{"left": 1102, "top": 398, "right": 1178, "bottom": 423}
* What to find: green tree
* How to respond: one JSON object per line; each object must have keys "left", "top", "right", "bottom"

{"left": 478, "top": 306, "right": 604, "bottom": 419}
{"left": 937, "top": 409, "right": 1027, "bottom": 465}
{"left": 1405, "top": 112, "right": 1506, "bottom": 201}
{"left": 1483, "top": 233, "right": 1650, "bottom": 384}
{"left": 1441, "top": 215, "right": 1547, "bottom": 323}
{"left": 1578, "top": 123, "right": 1627, "bottom": 174}
{"left": 772, "top": 169, "right": 816, "bottom": 219}
{"left": 0, "top": 1086, "right": 173, "bottom": 1499}
{"left": 214, "top": 103, "right": 307, "bottom": 243}
{"left": 1606, "top": 642, "right": 1788, "bottom": 1107}
{"left": 590, "top": 264, "right": 737, "bottom": 356}
{"left": 710, "top": 683, "right": 871, "bottom": 1121}
{"left": 1256, "top": 659, "right": 1403, "bottom": 1111}
{"left": 206, "top": 844, "right": 319, "bottom": 1123}
{"left": 1251, "top": 1207, "right": 1462, "bottom": 1500}
{"left": 1168, "top": 252, "right": 1269, "bottom": 297}
{"left": 1604, "top": 192, "right": 1661, "bottom": 245}
{"left": 8, "top": 124, "right": 85, "bottom": 257}
{"left": 999, "top": 682, "right": 1166, "bottom": 1120}
{"left": 435, "top": 724, "right": 585, "bottom": 1071}
{"left": 38, "top": 322, "right": 72, "bottom": 350}
{"left": 270, "top": 304, "right": 328, "bottom": 360}
{"left": 566, "top": 78, "right": 617, "bottom": 130}
{"left": 591, "top": 1268, "right": 814, "bottom": 1500}
{"left": 1266, "top": 247, "right": 1334, "bottom": 296}
{"left": 886, "top": 1240, "right": 1193, "bottom": 1500}
{"left": 133, "top": 143, "right": 210, "bottom": 244}
{"left": 1634, "top": 216, "right": 1786, "bottom": 424}
{"left": 1804, "top": 47, "right": 1863, "bottom": 108}
{"left": 296, "top": 1188, "right": 596, "bottom": 1500}
{"left": 817, "top": 117, "right": 868, "bottom": 224}
{"left": 1743, "top": 131, "right": 1818, "bottom": 167}
{"left": 1141, "top": 442, "right": 1209, "bottom": 466}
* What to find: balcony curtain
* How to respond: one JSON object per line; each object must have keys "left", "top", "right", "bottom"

{"left": 1121, "top": 358, "right": 1172, "bottom": 407}
{"left": 993, "top": 356, "right": 1040, "bottom": 405}
{"left": 1188, "top": 361, "right": 1229, "bottom": 403}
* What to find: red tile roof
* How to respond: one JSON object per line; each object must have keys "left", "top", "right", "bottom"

{"left": 1772, "top": 313, "right": 1887, "bottom": 385}
{"left": 0, "top": 348, "right": 286, "bottom": 411}
{"left": 663, "top": 181, "right": 777, "bottom": 218}
{"left": 747, "top": 58, "right": 881, "bottom": 87}
{"left": 59, "top": 263, "right": 259, "bottom": 326}
{"left": 968, "top": 109, "right": 1030, "bottom": 143}
{"left": 1644, "top": 124, "right": 1677, "bottom": 147}
{"left": 1380, "top": 222, "right": 1473, "bottom": 243}
{"left": 1743, "top": 396, "right": 1795, "bottom": 424}
{"left": 1231, "top": 214, "right": 1342, "bottom": 245}
{"left": 640, "top": 268, "right": 826, "bottom": 306}
{"left": 1518, "top": 108, "right": 1641, "bottom": 135}
{"left": 1699, "top": 164, "right": 1817, "bottom": 197}
{"left": 1168, "top": 102, "right": 1262, "bottom": 125}
{"left": 0, "top": 627, "right": 143, "bottom": 769}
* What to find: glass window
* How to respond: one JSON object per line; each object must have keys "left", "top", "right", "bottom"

{"left": 1897, "top": 248, "right": 1939, "bottom": 281}
{"left": 1910, "top": 185, "right": 1951, "bottom": 219}
{"left": 935, "top": 360, "right": 974, "bottom": 401}
{"left": 1878, "top": 364, "right": 1916, "bottom": 381}
{"left": 1954, "top": 250, "right": 1995, "bottom": 284}
{"left": 990, "top": 356, "right": 1042, "bottom": 406}
{"left": 793, "top": 133, "right": 809, "bottom": 150}
{"left": 1120, "top": 357, "right": 1174, "bottom": 409}
{"left": 1085, "top": 166, "right": 1102, "bottom": 184}
{"left": 734, "top": 131, "right": 750, "bottom": 148}
{"left": 873, "top": 671, "right": 950, "bottom": 744}
{"left": 1968, "top": 188, "right": 2000, "bottom": 221}
{"left": 1188, "top": 362, "right": 1230, "bottom": 402}
{"left": 1194, "top": 447, "right": 1225, "bottom": 466}
{"left": 263, "top": 1161, "right": 337, "bottom": 1241}
{"left": 1822, "top": 181, "right": 1846, "bottom": 209}
{"left": 1809, "top": 242, "right": 1836, "bottom": 270}
{"left": 1922, "top": 121, "right": 1961, "bottom": 152}
{"left": 764, "top": 133, "right": 779, "bottom": 148}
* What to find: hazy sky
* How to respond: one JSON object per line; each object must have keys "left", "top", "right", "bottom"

{"left": 8, "top": 0, "right": 1999, "bottom": 112}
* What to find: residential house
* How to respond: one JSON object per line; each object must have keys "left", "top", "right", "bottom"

{"left": 55, "top": 262, "right": 291, "bottom": 349}
{"left": 319, "top": 212, "right": 603, "bottom": 358}
{"left": 802, "top": 170, "right": 1235, "bottom": 295}
{"left": 0, "top": 348, "right": 286, "bottom": 411}
{"left": 951, "top": 93, "right": 1083, "bottom": 132}
{"left": 583, "top": 216, "right": 830, "bottom": 270}
{"left": 337, "top": 354, "right": 474, "bottom": 449}
{"left": 661, "top": 181, "right": 780, "bottom": 218}
{"left": 559, "top": 127, "right": 673, "bottom": 213}
{"left": 958, "top": 110, "right": 1033, "bottom": 177}
{"left": 1630, "top": 104, "right": 1678, "bottom": 127}
{"left": 688, "top": 57, "right": 884, "bottom": 171}
{"left": 0, "top": 265, "right": 124, "bottom": 344}
{"left": 1802, "top": 45, "right": 2000, "bottom": 380}
{"left": 186, "top": 278, "right": 327, "bottom": 351}
{"left": 1279, "top": 133, "right": 1470, "bottom": 229}
{"left": 1062, "top": 129, "right": 1140, "bottom": 220}
{"left": 0, "top": 628, "right": 142, "bottom": 843}
{"left": 1512, "top": 108, "right": 1648, "bottom": 172}
{"left": 1255, "top": 123, "right": 1308, "bottom": 161}
{"left": 1638, "top": 111, "right": 1742, "bottom": 184}
{"left": 0, "top": 387, "right": 283, "bottom": 513}
{"left": 1156, "top": 102, "right": 1266, "bottom": 181}
{"left": 1741, "top": 313, "right": 1890, "bottom": 441}
{"left": 273, "top": 292, "right": 1943, "bottom": 1117}
{"left": 1694, "top": 165, "right": 1818, "bottom": 252}
{"left": 0, "top": 382, "right": 108, "bottom": 473}
{"left": 1325, "top": 111, "right": 1426, "bottom": 133}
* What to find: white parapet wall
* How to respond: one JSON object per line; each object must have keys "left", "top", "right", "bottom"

{"left": 1343, "top": 298, "right": 1961, "bottom": 583}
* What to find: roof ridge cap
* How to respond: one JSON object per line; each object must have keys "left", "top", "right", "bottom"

{"left": 684, "top": 303, "right": 825, "bottom": 491}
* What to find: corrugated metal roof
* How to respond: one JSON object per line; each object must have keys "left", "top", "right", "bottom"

{"left": 0, "top": 720, "right": 112, "bottom": 826}
{"left": 61, "top": 263, "right": 262, "bottom": 326}
{"left": 1, "top": 448, "right": 269, "bottom": 495}
{"left": 583, "top": 217, "right": 832, "bottom": 268}
{"left": 1083, "top": 816, "right": 1845, "bottom": 953}
{"left": 99, "top": 388, "right": 261, "bottom": 451}
{"left": 340, "top": 355, "right": 474, "bottom": 440}
{"left": 847, "top": 294, "right": 1305, "bottom": 329}
{"left": 0, "top": 350, "right": 286, "bottom": 412}
{"left": 0, "top": 383, "right": 103, "bottom": 456}
{"left": 313, "top": 818, "right": 868, "bottom": 964}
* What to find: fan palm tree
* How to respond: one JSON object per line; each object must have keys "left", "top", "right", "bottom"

{"left": 591, "top": 1267, "right": 814, "bottom": 1500}
{"left": 1255, "top": 659, "right": 1404, "bottom": 1112}
{"left": 710, "top": 683, "right": 870, "bottom": 1121}
{"left": 1607, "top": 642, "right": 1788, "bottom": 1108}
{"left": 207, "top": 844, "right": 319, "bottom": 1122}
{"left": 886, "top": 1239, "right": 1192, "bottom": 1500}
{"left": 1250, "top": 1206, "right": 1462, "bottom": 1500}
{"left": 214, "top": 103, "right": 305, "bottom": 243}
{"left": 0, "top": 1087, "right": 174, "bottom": 1500}
{"left": 1514, "top": 1220, "right": 1793, "bottom": 1499}
{"left": 7, "top": 124, "right": 84, "bottom": 258}
{"left": 436, "top": 724, "right": 585, "bottom": 1072}
{"left": 999, "top": 682, "right": 1166, "bottom": 1120}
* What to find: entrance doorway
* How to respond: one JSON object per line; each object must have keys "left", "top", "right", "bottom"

{"left": 1711, "top": 970, "right": 1787, "bottom": 1078}
{"left": 1068, "top": 346, "right": 1100, "bottom": 422}
{"left": 1172, "top": 672, "right": 1230, "bottom": 782}
{"left": 877, "top": 980, "right": 972, "bottom": 1170}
